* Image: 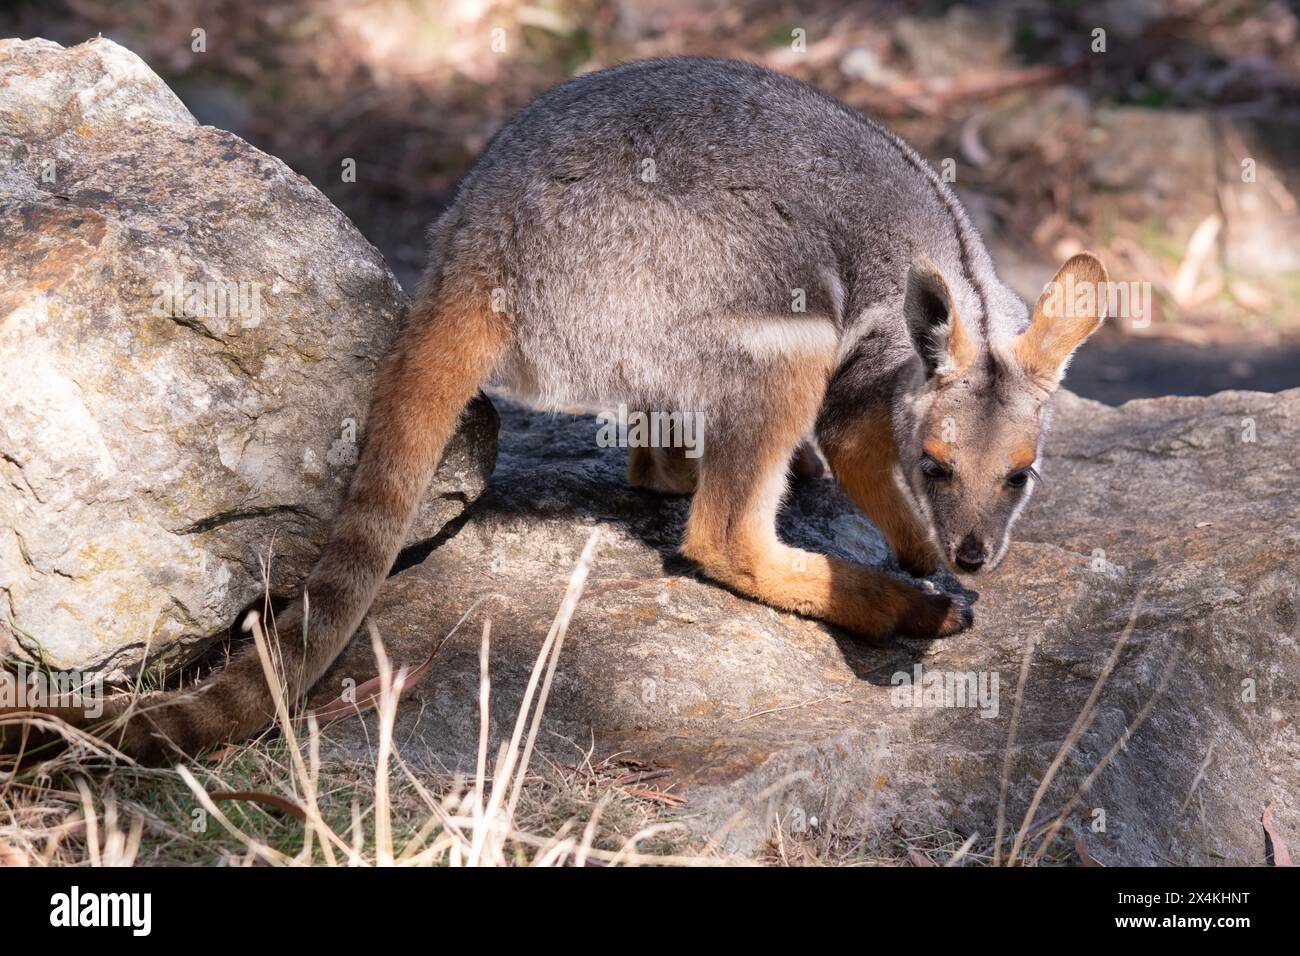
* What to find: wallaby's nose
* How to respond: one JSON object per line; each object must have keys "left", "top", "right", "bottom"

{"left": 955, "top": 535, "right": 987, "bottom": 573}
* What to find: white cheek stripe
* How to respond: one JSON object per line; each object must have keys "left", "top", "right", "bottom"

{"left": 990, "top": 459, "right": 1041, "bottom": 568}
{"left": 895, "top": 461, "right": 943, "bottom": 556}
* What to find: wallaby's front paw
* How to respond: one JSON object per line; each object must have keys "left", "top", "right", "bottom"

{"left": 897, "top": 546, "right": 940, "bottom": 578}
{"left": 896, "top": 589, "right": 973, "bottom": 639}
{"left": 627, "top": 444, "right": 698, "bottom": 496}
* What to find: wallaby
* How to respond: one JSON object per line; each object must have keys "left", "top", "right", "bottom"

{"left": 5, "top": 58, "right": 1106, "bottom": 764}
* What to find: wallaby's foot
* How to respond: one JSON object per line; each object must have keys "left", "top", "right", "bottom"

{"left": 897, "top": 588, "right": 973, "bottom": 638}
{"left": 790, "top": 439, "right": 825, "bottom": 481}
{"left": 682, "top": 532, "right": 971, "bottom": 639}
{"left": 627, "top": 444, "right": 698, "bottom": 495}
{"left": 896, "top": 543, "right": 941, "bottom": 579}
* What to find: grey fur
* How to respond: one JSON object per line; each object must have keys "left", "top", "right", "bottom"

{"left": 432, "top": 58, "right": 1019, "bottom": 406}
{"left": 429, "top": 57, "right": 1069, "bottom": 573}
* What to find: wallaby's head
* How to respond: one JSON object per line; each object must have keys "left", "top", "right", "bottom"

{"left": 900, "top": 252, "right": 1108, "bottom": 575}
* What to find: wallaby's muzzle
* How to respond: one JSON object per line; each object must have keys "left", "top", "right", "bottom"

{"left": 954, "top": 534, "right": 988, "bottom": 573}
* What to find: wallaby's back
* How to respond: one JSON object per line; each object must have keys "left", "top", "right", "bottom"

{"left": 434, "top": 58, "right": 1020, "bottom": 412}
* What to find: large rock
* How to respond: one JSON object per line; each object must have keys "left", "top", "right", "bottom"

{"left": 0, "top": 39, "right": 497, "bottom": 678}
{"left": 318, "top": 390, "right": 1299, "bottom": 865}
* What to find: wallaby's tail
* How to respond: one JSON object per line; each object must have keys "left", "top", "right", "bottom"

{"left": 4, "top": 270, "right": 507, "bottom": 765}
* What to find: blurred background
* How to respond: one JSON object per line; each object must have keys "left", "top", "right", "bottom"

{"left": 4, "top": 0, "right": 1299, "bottom": 404}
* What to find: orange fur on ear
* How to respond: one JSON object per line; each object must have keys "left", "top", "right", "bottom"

{"left": 946, "top": 301, "right": 978, "bottom": 379}
{"left": 1012, "top": 252, "right": 1109, "bottom": 388}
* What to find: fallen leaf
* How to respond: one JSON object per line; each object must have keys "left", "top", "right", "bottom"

{"left": 610, "top": 769, "right": 672, "bottom": 786}
{"left": 209, "top": 790, "right": 307, "bottom": 821}
{"left": 1263, "top": 800, "right": 1294, "bottom": 866}
{"left": 622, "top": 787, "right": 687, "bottom": 807}
{"left": 311, "top": 631, "right": 444, "bottom": 723}
{"left": 908, "top": 849, "right": 937, "bottom": 867}
{"left": 1075, "top": 837, "right": 1104, "bottom": 867}
{"left": 203, "top": 744, "right": 238, "bottom": 764}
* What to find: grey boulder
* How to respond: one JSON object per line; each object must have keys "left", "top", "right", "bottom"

{"left": 0, "top": 38, "right": 496, "bottom": 679}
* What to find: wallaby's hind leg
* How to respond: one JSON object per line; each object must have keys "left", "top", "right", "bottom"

{"left": 628, "top": 430, "right": 818, "bottom": 495}
{"left": 625, "top": 412, "right": 701, "bottom": 495}
{"left": 681, "top": 358, "right": 969, "bottom": 639}
{"left": 627, "top": 443, "right": 699, "bottom": 495}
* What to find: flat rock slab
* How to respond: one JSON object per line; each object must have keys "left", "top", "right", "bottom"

{"left": 317, "top": 389, "right": 1300, "bottom": 865}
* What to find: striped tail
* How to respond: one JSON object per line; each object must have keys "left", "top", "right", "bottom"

{"left": 9, "top": 273, "right": 507, "bottom": 765}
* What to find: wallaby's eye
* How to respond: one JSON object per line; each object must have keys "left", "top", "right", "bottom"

{"left": 1006, "top": 467, "right": 1037, "bottom": 489}
{"left": 920, "top": 455, "right": 952, "bottom": 482}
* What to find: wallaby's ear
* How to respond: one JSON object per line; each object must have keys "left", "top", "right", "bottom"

{"left": 904, "top": 258, "right": 976, "bottom": 380}
{"left": 1011, "top": 252, "right": 1109, "bottom": 390}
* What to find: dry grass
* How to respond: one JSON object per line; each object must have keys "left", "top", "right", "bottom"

{"left": 762, "top": 818, "right": 1076, "bottom": 868}
{"left": 0, "top": 532, "right": 718, "bottom": 867}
